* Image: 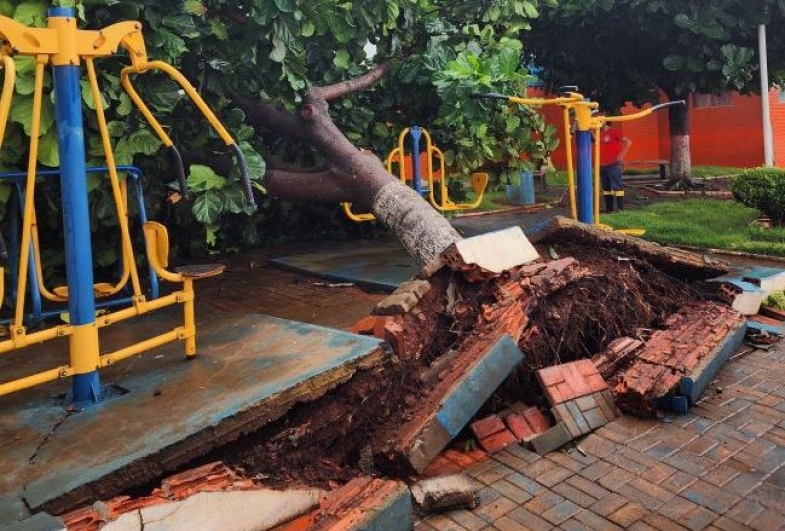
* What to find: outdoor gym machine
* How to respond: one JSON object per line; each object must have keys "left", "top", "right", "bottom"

{"left": 343, "top": 126, "right": 490, "bottom": 222}
{"left": 475, "top": 89, "right": 684, "bottom": 228}
{"left": 0, "top": 8, "right": 255, "bottom": 404}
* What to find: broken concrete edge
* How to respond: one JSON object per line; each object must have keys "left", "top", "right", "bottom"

{"left": 525, "top": 215, "right": 730, "bottom": 280}
{"left": 683, "top": 320, "right": 747, "bottom": 405}
{"left": 441, "top": 226, "right": 540, "bottom": 280}
{"left": 410, "top": 474, "right": 482, "bottom": 514}
{"left": 32, "top": 345, "right": 389, "bottom": 516}
{"left": 0, "top": 512, "right": 65, "bottom": 531}
{"left": 101, "top": 489, "right": 322, "bottom": 531}
{"left": 404, "top": 334, "right": 525, "bottom": 473}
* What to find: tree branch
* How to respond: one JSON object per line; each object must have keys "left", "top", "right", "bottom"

{"left": 265, "top": 168, "right": 357, "bottom": 203}
{"left": 308, "top": 62, "right": 390, "bottom": 102}
{"left": 230, "top": 93, "right": 307, "bottom": 140}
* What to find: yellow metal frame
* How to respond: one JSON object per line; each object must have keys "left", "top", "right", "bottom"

{"left": 343, "top": 127, "right": 489, "bottom": 222}
{"left": 0, "top": 15, "right": 236, "bottom": 396}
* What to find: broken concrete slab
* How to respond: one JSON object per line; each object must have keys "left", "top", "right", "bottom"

{"left": 311, "top": 478, "right": 412, "bottom": 531}
{"left": 0, "top": 313, "right": 384, "bottom": 521}
{"left": 102, "top": 489, "right": 322, "bottom": 531}
{"left": 411, "top": 474, "right": 481, "bottom": 513}
{"left": 714, "top": 279, "right": 768, "bottom": 315}
{"left": 394, "top": 334, "right": 525, "bottom": 473}
{"left": 740, "top": 266, "right": 785, "bottom": 293}
{"left": 441, "top": 227, "right": 539, "bottom": 281}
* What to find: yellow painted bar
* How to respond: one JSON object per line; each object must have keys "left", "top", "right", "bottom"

{"left": 562, "top": 107, "right": 577, "bottom": 220}
{"left": 100, "top": 329, "right": 182, "bottom": 367}
{"left": 507, "top": 94, "right": 583, "bottom": 106}
{"left": 0, "top": 56, "right": 16, "bottom": 152}
{"left": 592, "top": 125, "right": 601, "bottom": 225}
{"left": 47, "top": 13, "right": 79, "bottom": 66}
{"left": 183, "top": 278, "right": 196, "bottom": 356}
{"left": 70, "top": 323, "right": 100, "bottom": 374}
{"left": 86, "top": 58, "right": 142, "bottom": 297}
{"left": 95, "top": 291, "right": 183, "bottom": 328}
{"left": 120, "top": 67, "right": 174, "bottom": 148}
{"left": 14, "top": 59, "right": 46, "bottom": 327}
{"left": 0, "top": 365, "right": 72, "bottom": 397}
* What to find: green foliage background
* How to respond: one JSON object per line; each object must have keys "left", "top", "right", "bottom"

{"left": 0, "top": 0, "right": 555, "bottom": 283}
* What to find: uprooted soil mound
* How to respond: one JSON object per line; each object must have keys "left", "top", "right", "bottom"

{"left": 204, "top": 241, "right": 707, "bottom": 488}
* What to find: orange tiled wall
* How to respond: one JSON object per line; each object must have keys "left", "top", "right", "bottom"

{"left": 536, "top": 89, "right": 785, "bottom": 170}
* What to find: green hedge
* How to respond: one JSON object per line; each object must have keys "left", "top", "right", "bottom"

{"left": 731, "top": 168, "right": 785, "bottom": 225}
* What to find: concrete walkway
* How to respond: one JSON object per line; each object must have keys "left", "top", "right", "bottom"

{"left": 416, "top": 344, "right": 785, "bottom": 531}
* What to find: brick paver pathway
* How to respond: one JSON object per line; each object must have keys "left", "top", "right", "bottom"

{"left": 418, "top": 345, "right": 785, "bottom": 531}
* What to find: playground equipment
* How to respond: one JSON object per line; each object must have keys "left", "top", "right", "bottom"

{"left": 474, "top": 88, "right": 683, "bottom": 232}
{"left": 0, "top": 8, "right": 255, "bottom": 403}
{"left": 343, "top": 126, "right": 489, "bottom": 222}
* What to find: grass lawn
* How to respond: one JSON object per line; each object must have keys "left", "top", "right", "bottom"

{"left": 603, "top": 198, "right": 785, "bottom": 256}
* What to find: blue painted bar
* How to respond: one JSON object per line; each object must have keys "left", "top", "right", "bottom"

{"left": 436, "top": 335, "right": 525, "bottom": 438}
{"left": 49, "top": 7, "right": 99, "bottom": 403}
{"left": 410, "top": 126, "right": 424, "bottom": 195}
{"left": 575, "top": 130, "right": 593, "bottom": 224}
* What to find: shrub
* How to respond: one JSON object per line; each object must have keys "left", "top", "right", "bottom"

{"left": 731, "top": 168, "right": 785, "bottom": 225}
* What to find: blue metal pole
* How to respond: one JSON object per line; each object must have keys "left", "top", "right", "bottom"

{"left": 409, "top": 127, "right": 424, "bottom": 195}
{"left": 576, "top": 130, "right": 594, "bottom": 224}
{"left": 49, "top": 7, "right": 101, "bottom": 405}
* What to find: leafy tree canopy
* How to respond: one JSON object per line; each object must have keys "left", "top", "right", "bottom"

{"left": 1, "top": 0, "right": 556, "bottom": 267}
{"left": 527, "top": 0, "right": 785, "bottom": 108}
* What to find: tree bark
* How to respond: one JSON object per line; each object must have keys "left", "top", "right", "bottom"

{"left": 235, "top": 65, "right": 462, "bottom": 270}
{"left": 666, "top": 93, "right": 694, "bottom": 188}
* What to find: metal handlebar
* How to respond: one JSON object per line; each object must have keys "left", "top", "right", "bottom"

{"left": 598, "top": 100, "right": 686, "bottom": 124}
{"left": 472, "top": 92, "right": 584, "bottom": 107}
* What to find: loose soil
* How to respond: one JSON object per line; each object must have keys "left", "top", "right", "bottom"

{"left": 198, "top": 241, "right": 705, "bottom": 490}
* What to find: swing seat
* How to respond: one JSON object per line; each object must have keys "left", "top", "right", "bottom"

{"left": 52, "top": 282, "right": 117, "bottom": 299}
{"left": 143, "top": 222, "right": 224, "bottom": 281}
{"left": 175, "top": 264, "right": 225, "bottom": 279}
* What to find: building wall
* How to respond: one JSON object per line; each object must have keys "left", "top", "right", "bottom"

{"left": 536, "top": 89, "right": 785, "bottom": 171}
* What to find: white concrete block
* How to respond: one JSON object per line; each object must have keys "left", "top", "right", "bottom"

{"left": 448, "top": 227, "right": 539, "bottom": 275}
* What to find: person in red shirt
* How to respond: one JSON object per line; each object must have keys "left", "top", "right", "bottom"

{"left": 599, "top": 122, "right": 632, "bottom": 212}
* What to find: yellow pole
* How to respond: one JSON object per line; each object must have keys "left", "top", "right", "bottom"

{"left": 183, "top": 278, "right": 196, "bottom": 356}
{"left": 593, "top": 125, "right": 601, "bottom": 225}
{"left": 86, "top": 58, "right": 143, "bottom": 298}
{"left": 14, "top": 59, "right": 46, "bottom": 327}
{"left": 562, "top": 107, "right": 577, "bottom": 220}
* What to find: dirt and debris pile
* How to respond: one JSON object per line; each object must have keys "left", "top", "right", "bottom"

{"left": 199, "top": 221, "right": 729, "bottom": 488}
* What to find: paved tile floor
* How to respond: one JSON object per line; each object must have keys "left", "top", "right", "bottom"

{"left": 417, "top": 345, "right": 785, "bottom": 531}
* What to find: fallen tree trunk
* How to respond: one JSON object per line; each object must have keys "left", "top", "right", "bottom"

{"left": 233, "top": 65, "right": 461, "bottom": 271}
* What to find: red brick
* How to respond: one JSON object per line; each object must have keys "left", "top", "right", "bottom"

{"left": 538, "top": 366, "right": 566, "bottom": 387}
{"left": 480, "top": 429, "right": 519, "bottom": 454}
{"left": 348, "top": 315, "right": 377, "bottom": 335}
{"left": 506, "top": 412, "right": 535, "bottom": 441}
{"left": 61, "top": 506, "right": 104, "bottom": 531}
{"left": 372, "top": 316, "right": 393, "bottom": 339}
{"left": 382, "top": 321, "right": 405, "bottom": 357}
{"left": 423, "top": 456, "right": 462, "bottom": 477}
{"left": 471, "top": 415, "right": 506, "bottom": 441}
{"left": 522, "top": 407, "right": 551, "bottom": 434}
{"left": 160, "top": 461, "right": 236, "bottom": 500}
{"left": 442, "top": 449, "right": 477, "bottom": 469}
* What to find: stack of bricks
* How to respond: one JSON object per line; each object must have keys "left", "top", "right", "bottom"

{"left": 470, "top": 403, "right": 552, "bottom": 454}
{"left": 612, "top": 301, "right": 745, "bottom": 416}
{"left": 537, "top": 359, "right": 620, "bottom": 441}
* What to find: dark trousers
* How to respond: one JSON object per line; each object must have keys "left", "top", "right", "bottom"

{"left": 600, "top": 163, "right": 624, "bottom": 211}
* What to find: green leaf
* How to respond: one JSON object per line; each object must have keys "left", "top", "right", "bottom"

{"left": 333, "top": 50, "right": 350, "bottom": 70}
{"left": 274, "top": 0, "right": 296, "bottom": 13}
{"left": 301, "top": 20, "right": 315, "bottom": 37}
{"left": 80, "top": 80, "right": 108, "bottom": 110}
{"left": 183, "top": 0, "right": 206, "bottom": 16}
{"left": 663, "top": 55, "right": 686, "bottom": 71}
{"left": 210, "top": 19, "right": 228, "bottom": 40}
{"left": 188, "top": 164, "right": 226, "bottom": 192}
{"left": 269, "top": 36, "right": 287, "bottom": 62}
{"left": 13, "top": 1, "right": 46, "bottom": 27}
{"left": 192, "top": 191, "right": 223, "bottom": 224}
{"left": 37, "top": 128, "right": 59, "bottom": 167}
